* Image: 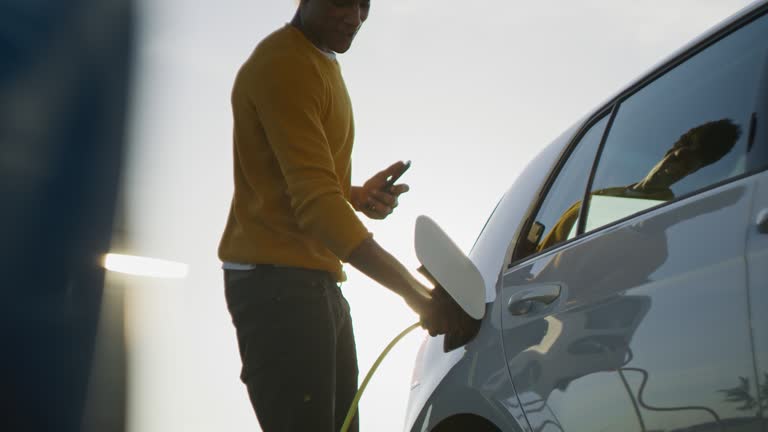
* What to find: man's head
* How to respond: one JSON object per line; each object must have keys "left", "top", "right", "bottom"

{"left": 636, "top": 118, "right": 742, "bottom": 190}
{"left": 293, "top": 0, "right": 370, "bottom": 54}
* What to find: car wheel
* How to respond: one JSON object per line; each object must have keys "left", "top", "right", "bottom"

{"left": 430, "top": 414, "right": 501, "bottom": 432}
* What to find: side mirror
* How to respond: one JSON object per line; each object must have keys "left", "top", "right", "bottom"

{"left": 414, "top": 215, "right": 486, "bottom": 320}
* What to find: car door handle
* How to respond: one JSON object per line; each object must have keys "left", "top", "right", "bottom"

{"left": 758, "top": 209, "right": 768, "bottom": 234}
{"left": 508, "top": 284, "right": 562, "bottom": 316}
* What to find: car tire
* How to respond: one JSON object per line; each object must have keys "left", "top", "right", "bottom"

{"left": 430, "top": 414, "right": 501, "bottom": 432}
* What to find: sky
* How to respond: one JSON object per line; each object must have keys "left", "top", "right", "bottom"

{"left": 111, "top": 1, "right": 755, "bottom": 431}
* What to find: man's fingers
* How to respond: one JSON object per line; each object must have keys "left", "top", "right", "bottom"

{"left": 377, "top": 161, "right": 409, "bottom": 186}
{"left": 382, "top": 160, "right": 408, "bottom": 177}
{"left": 389, "top": 184, "right": 410, "bottom": 195}
{"left": 418, "top": 286, "right": 464, "bottom": 337}
{"left": 371, "top": 190, "right": 398, "bottom": 206}
{"left": 367, "top": 194, "right": 398, "bottom": 212}
{"left": 363, "top": 201, "right": 391, "bottom": 219}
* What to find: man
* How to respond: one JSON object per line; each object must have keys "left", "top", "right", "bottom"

{"left": 218, "top": 1, "right": 445, "bottom": 431}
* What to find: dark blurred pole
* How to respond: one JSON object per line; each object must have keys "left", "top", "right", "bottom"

{"left": 0, "top": 0, "right": 135, "bottom": 431}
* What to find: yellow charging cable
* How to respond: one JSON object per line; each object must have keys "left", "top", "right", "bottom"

{"left": 340, "top": 322, "right": 421, "bottom": 432}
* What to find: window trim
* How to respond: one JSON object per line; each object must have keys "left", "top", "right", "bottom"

{"left": 508, "top": 5, "right": 768, "bottom": 270}
{"left": 576, "top": 104, "right": 619, "bottom": 237}
{"left": 509, "top": 109, "right": 612, "bottom": 265}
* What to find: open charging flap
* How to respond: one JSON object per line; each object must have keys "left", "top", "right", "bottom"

{"left": 414, "top": 216, "right": 486, "bottom": 352}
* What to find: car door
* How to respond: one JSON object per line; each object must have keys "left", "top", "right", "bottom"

{"left": 745, "top": 44, "right": 768, "bottom": 428}
{"left": 747, "top": 171, "right": 768, "bottom": 429}
{"left": 500, "top": 10, "right": 768, "bottom": 432}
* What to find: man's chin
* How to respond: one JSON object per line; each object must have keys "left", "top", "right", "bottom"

{"left": 330, "top": 39, "right": 354, "bottom": 54}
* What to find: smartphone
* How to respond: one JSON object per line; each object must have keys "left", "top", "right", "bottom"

{"left": 383, "top": 160, "right": 411, "bottom": 191}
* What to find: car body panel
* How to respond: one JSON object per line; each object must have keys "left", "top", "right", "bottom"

{"left": 501, "top": 177, "right": 761, "bottom": 431}
{"left": 747, "top": 171, "right": 768, "bottom": 418}
{"left": 405, "top": 309, "right": 529, "bottom": 432}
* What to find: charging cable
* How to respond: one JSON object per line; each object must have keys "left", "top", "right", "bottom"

{"left": 340, "top": 322, "right": 421, "bottom": 432}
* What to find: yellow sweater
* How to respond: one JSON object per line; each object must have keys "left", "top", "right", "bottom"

{"left": 218, "top": 24, "right": 371, "bottom": 281}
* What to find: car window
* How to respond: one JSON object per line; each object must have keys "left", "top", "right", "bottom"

{"left": 516, "top": 115, "right": 609, "bottom": 259}
{"left": 585, "top": 13, "right": 768, "bottom": 231}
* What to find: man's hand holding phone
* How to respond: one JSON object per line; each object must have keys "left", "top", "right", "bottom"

{"left": 352, "top": 160, "right": 411, "bottom": 220}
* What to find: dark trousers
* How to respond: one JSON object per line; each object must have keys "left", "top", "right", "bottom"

{"left": 224, "top": 266, "right": 360, "bottom": 432}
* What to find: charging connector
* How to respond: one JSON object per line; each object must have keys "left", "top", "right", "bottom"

{"left": 340, "top": 322, "right": 421, "bottom": 432}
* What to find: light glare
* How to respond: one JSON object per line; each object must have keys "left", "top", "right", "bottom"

{"left": 103, "top": 253, "right": 189, "bottom": 279}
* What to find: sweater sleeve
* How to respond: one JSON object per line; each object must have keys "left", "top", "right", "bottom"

{"left": 247, "top": 53, "right": 370, "bottom": 261}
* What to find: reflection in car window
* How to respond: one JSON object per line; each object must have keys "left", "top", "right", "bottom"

{"left": 586, "top": 13, "right": 768, "bottom": 231}
{"left": 518, "top": 116, "right": 609, "bottom": 259}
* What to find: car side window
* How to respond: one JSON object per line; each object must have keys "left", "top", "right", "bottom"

{"left": 585, "top": 13, "right": 768, "bottom": 233}
{"left": 516, "top": 115, "right": 609, "bottom": 259}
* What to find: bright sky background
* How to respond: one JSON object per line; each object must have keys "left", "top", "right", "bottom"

{"left": 114, "top": 1, "right": 753, "bottom": 431}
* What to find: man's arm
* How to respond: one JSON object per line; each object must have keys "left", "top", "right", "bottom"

{"left": 346, "top": 237, "right": 432, "bottom": 315}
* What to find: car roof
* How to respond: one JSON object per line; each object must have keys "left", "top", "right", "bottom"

{"left": 536, "top": 1, "right": 768, "bottom": 187}
{"left": 469, "top": 0, "right": 768, "bottom": 301}
{"left": 588, "top": 0, "right": 768, "bottom": 127}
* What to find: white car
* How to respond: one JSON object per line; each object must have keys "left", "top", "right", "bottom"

{"left": 406, "top": 1, "right": 768, "bottom": 431}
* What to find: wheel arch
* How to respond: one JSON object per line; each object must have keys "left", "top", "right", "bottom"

{"left": 431, "top": 413, "right": 502, "bottom": 432}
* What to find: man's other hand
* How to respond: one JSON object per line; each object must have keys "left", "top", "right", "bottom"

{"left": 351, "top": 161, "right": 410, "bottom": 220}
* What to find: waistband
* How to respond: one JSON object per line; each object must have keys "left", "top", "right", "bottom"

{"left": 224, "top": 264, "right": 338, "bottom": 285}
